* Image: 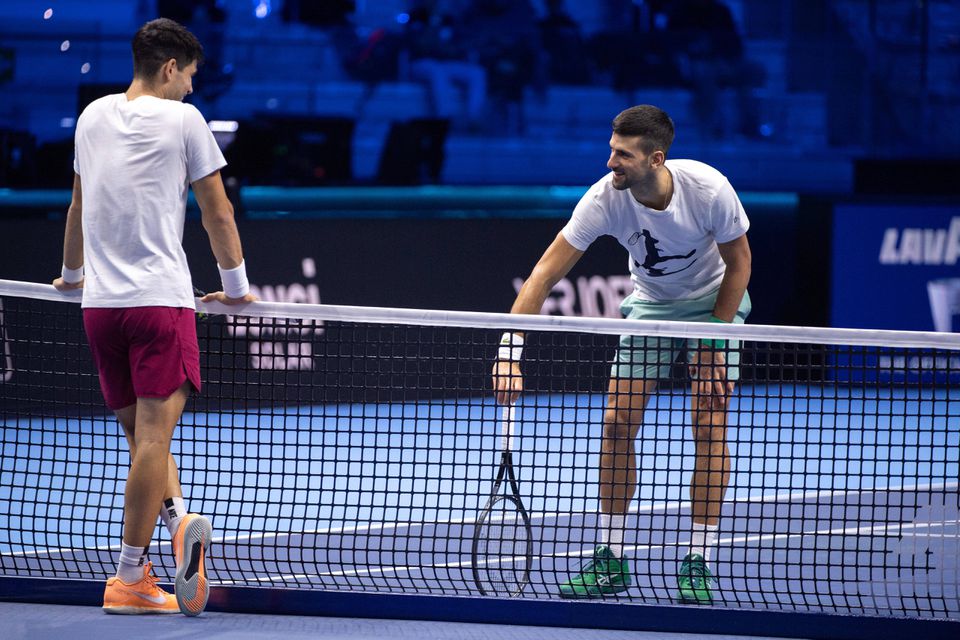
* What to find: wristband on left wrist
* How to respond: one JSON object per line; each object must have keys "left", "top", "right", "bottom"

{"left": 701, "top": 315, "right": 728, "bottom": 349}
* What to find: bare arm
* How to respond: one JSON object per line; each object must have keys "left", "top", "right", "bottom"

{"left": 712, "top": 233, "right": 751, "bottom": 321}
{"left": 52, "top": 174, "right": 84, "bottom": 291}
{"left": 192, "top": 171, "right": 256, "bottom": 304}
{"left": 193, "top": 170, "right": 243, "bottom": 269}
{"left": 511, "top": 232, "right": 585, "bottom": 319}
{"left": 691, "top": 233, "right": 752, "bottom": 401}
{"left": 493, "top": 232, "right": 584, "bottom": 404}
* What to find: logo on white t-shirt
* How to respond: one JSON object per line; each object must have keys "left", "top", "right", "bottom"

{"left": 630, "top": 229, "right": 698, "bottom": 277}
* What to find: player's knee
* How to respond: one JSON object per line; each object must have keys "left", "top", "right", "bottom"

{"left": 601, "top": 412, "right": 636, "bottom": 448}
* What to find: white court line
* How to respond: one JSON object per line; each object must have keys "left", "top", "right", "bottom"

{"left": 214, "top": 518, "right": 960, "bottom": 586}
{"left": 4, "top": 481, "right": 957, "bottom": 559}
{"left": 189, "top": 479, "right": 960, "bottom": 548}
{"left": 719, "top": 518, "right": 960, "bottom": 547}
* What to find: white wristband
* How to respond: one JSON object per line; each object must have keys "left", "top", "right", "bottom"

{"left": 497, "top": 332, "right": 524, "bottom": 361}
{"left": 61, "top": 264, "right": 83, "bottom": 284}
{"left": 218, "top": 260, "right": 249, "bottom": 298}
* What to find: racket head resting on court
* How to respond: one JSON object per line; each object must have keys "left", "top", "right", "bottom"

{"left": 471, "top": 404, "right": 534, "bottom": 597}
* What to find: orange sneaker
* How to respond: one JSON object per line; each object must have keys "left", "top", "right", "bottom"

{"left": 173, "top": 513, "right": 213, "bottom": 616}
{"left": 102, "top": 562, "right": 178, "bottom": 614}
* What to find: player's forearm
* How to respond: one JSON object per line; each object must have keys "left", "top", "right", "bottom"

{"left": 202, "top": 209, "right": 244, "bottom": 269}
{"left": 506, "top": 232, "right": 583, "bottom": 335}
{"left": 711, "top": 262, "right": 750, "bottom": 322}
{"left": 62, "top": 204, "right": 84, "bottom": 269}
{"left": 506, "top": 272, "right": 555, "bottom": 341}
{"left": 510, "top": 270, "right": 555, "bottom": 316}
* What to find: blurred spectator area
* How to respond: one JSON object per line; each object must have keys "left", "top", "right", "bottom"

{"left": 0, "top": 0, "right": 957, "bottom": 193}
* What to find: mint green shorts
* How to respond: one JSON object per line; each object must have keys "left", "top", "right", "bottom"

{"left": 611, "top": 289, "right": 752, "bottom": 381}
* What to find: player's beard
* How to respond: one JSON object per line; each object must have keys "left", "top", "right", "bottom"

{"left": 610, "top": 171, "right": 630, "bottom": 190}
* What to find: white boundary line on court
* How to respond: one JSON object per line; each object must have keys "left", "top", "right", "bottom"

{"left": 204, "top": 479, "right": 960, "bottom": 547}
{"left": 3, "top": 481, "right": 956, "bottom": 558}
{"left": 215, "top": 518, "right": 960, "bottom": 585}
{"left": 3, "top": 278, "right": 960, "bottom": 349}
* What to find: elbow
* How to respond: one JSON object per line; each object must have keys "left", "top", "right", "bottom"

{"left": 723, "top": 256, "right": 751, "bottom": 286}
{"left": 202, "top": 203, "right": 236, "bottom": 231}
{"left": 66, "top": 204, "right": 82, "bottom": 223}
{"left": 526, "top": 267, "right": 560, "bottom": 298}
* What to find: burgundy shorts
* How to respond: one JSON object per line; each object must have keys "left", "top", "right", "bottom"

{"left": 83, "top": 307, "right": 201, "bottom": 410}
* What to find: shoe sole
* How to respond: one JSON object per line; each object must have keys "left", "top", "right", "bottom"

{"left": 103, "top": 605, "right": 179, "bottom": 615}
{"left": 175, "top": 515, "right": 212, "bottom": 616}
{"left": 676, "top": 591, "right": 713, "bottom": 604}
{"left": 558, "top": 584, "right": 631, "bottom": 599}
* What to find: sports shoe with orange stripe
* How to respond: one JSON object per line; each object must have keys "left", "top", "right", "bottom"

{"left": 173, "top": 513, "right": 213, "bottom": 616}
{"left": 102, "top": 562, "right": 178, "bottom": 614}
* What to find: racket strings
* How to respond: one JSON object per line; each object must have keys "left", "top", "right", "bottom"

{"left": 475, "top": 497, "right": 531, "bottom": 595}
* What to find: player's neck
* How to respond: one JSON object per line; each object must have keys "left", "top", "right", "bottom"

{"left": 630, "top": 168, "right": 673, "bottom": 211}
{"left": 125, "top": 78, "right": 165, "bottom": 101}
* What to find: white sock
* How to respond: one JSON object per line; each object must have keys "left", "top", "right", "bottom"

{"left": 689, "top": 521, "right": 719, "bottom": 563}
{"left": 600, "top": 513, "right": 626, "bottom": 558}
{"left": 160, "top": 496, "right": 187, "bottom": 537}
{"left": 117, "top": 543, "right": 148, "bottom": 583}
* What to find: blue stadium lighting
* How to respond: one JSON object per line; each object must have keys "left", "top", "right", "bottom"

{"left": 396, "top": 13, "right": 410, "bottom": 25}
{"left": 80, "top": 62, "right": 90, "bottom": 74}
{"left": 254, "top": 0, "right": 271, "bottom": 19}
{"left": 60, "top": 117, "right": 75, "bottom": 129}
{"left": 43, "top": 8, "right": 53, "bottom": 20}
{"left": 60, "top": 40, "right": 70, "bottom": 52}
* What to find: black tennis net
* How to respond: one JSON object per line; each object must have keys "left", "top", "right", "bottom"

{"left": 0, "top": 279, "right": 958, "bottom": 620}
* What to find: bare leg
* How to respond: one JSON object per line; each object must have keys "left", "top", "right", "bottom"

{"left": 559, "top": 376, "right": 657, "bottom": 597}
{"left": 689, "top": 386, "right": 731, "bottom": 527}
{"left": 121, "top": 382, "right": 190, "bottom": 547}
{"left": 115, "top": 404, "right": 184, "bottom": 514}
{"left": 600, "top": 377, "right": 657, "bottom": 516}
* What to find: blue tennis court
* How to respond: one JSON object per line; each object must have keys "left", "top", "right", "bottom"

{"left": 3, "top": 388, "right": 957, "bottom": 619}
{"left": 1, "top": 284, "right": 958, "bottom": 640}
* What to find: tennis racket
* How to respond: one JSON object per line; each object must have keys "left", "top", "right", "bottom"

{"left": 471, "top": 404, "right": 534, "bottom": 596}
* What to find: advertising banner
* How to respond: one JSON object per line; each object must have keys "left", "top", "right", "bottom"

{"left": 830, "top": 202, "right": 960, "bottom": 383}
{"left": 831, "top": 203, "right": 960, "bottom": 332}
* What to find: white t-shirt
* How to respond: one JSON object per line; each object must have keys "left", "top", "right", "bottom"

{"left": 561, "top": 159, "right": 749, "bottom": 301}
{"left": 73, "top": 94, "right": 226, "bottom": 309}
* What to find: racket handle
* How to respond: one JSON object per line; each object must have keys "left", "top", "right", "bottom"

{"left": 501, "top": 404, "right": 516, "bottom": 452}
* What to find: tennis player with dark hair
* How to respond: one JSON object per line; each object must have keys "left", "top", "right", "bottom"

{"left": 492, "top": 105, "right": 751, "bottom": 603}
{"left": 53, "top": 18, "right": 255, "bottom": 616}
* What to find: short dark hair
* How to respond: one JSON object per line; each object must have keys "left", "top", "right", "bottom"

{"left": 132, "top": 18, "right": 203, "bottom": 79}
{"left": 611, "top": 105, "right": 675, "bottom": 155}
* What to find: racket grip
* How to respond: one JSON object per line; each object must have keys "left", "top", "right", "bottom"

{"left": 501, "top": 404, "right": 516, "bottom": 452}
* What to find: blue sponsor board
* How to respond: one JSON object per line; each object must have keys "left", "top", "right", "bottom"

{"left": 831, "top": 202, "right": 960, "bottom": 383}
{"left": 831, "top": 203, "right": 960, "bottom": 331}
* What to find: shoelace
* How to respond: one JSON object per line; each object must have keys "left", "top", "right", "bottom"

{"left": 681, "top": 559, "right": 708, "bottom": 587}
{"left": 576, "top": 556, "right": 611, "bottom": 579}
{"left": 141, "top": 562, "right": 163, "bottom": 591}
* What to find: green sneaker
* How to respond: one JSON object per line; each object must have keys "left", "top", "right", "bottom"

{"left": 558, "top": 545, "right": 631, "bottom": 598}
{"left": 676, "top": 553, "right": 713, "bottom": 604}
